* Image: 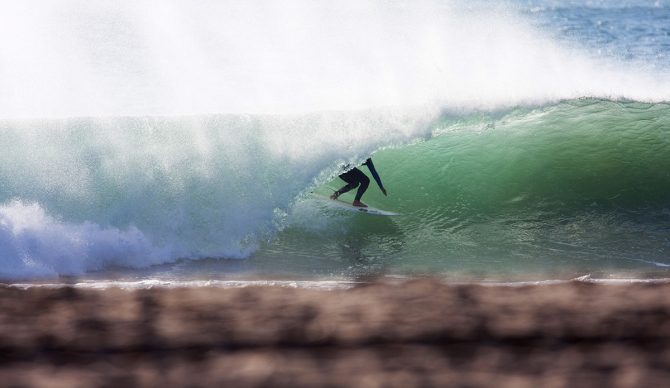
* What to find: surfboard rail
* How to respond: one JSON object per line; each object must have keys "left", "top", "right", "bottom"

{"left": 312, "top": 193, "right": 400, "bottom": 216}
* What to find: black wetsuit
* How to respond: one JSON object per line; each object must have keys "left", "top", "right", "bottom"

{"left": 333, "top": 158, "right": 384, "bottom": 202}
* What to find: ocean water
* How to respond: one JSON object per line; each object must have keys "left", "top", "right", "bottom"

{"left": 0, "top": 0, "right": 669, "bottom": 283}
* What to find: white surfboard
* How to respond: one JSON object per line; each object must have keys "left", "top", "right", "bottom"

{"left": 313, "top": 193, "right": 400, "bottom": 216}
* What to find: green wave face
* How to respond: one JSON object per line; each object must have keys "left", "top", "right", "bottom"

{"left": 264, "top": 100, "right": 670, "bottom": 279}
{"left": 385, "top": 100, "right": 670, "bottom": 214}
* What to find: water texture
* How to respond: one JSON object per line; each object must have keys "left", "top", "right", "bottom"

{"left": 0, "top": 1, "right": 668, "bottom": 280}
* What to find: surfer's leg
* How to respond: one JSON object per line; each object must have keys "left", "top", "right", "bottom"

{"left": 353, "top": 173, "right": 370, "bottom": 202}
{"left": 332, "top": 182, "right": 359, "bottom": 199}
{"left": 331, "top": 169, "right": 361, "bottom": 199}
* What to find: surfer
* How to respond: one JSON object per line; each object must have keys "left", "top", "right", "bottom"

{"left": 330, "top": 158, "right": 387, "bottom": 207}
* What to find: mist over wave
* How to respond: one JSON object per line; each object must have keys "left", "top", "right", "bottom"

{"left": 0, "top": 0, "right": 668, "bottom": 118}
{"left": 0, "top": 110, "right": 432, "bottom": 278}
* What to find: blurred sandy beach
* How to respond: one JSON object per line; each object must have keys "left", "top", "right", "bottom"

{"left": 1, "top": 279, "right": 669, "bottom": 387}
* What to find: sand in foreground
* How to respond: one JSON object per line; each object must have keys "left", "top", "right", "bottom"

{"left": 1, "top": 279, "right": 669, "bottom": 387}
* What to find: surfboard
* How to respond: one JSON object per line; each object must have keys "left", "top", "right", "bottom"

{"left": 313, "top": 193, "right": 400, "bottom": 216}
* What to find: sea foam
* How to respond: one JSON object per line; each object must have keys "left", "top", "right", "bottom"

{"left": 0, "top": 200, "right": 166, "bottom": 278}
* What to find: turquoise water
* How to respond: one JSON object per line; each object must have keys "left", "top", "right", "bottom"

{"left": 0, "top": 1, "right": 669, "bottom": 281}
{"left": 252, "top": 100, "right": 670, "bottom": 279}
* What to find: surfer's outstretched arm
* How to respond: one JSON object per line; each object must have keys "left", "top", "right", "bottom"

{"left": 363, "top": 158, "right": 387, "bottom": 196}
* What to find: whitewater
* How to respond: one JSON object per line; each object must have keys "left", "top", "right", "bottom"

{"left": 0, "top": 0, "right": 669, "bottom": 281}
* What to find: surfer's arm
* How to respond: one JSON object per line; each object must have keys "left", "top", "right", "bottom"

{"left": 364, "top": 158, "right": 387, "bottom": 196}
